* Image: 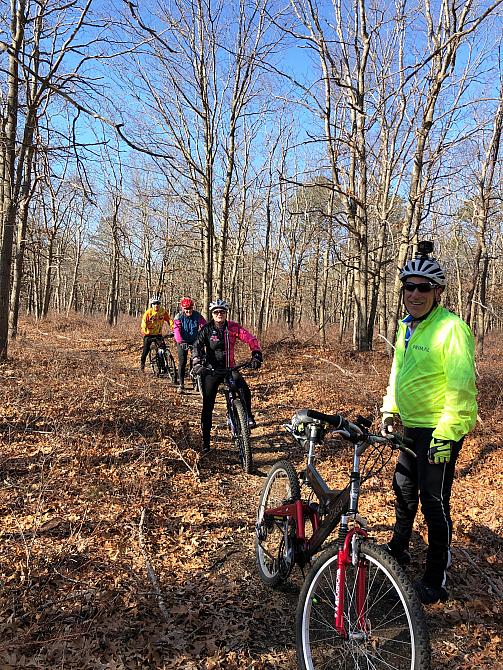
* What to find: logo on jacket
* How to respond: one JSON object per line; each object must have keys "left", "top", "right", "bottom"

{"left": 411, "top": 344, "right": 430, "bottom": 352}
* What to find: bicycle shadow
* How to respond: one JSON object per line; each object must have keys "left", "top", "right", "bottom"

{"left": 458, "top": 438, "right": 502, "bottom": 478}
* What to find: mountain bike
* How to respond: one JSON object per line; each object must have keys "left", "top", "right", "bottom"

{"left": 182, "top": 343, "right": 203, "bottom": 396}
{"left": 149, "top": 335, "right": 178, "bottom": 384}
{"left": 255, "top": 409, "right": 431, "bottom": 670}
{"left": 205, "top": 362, "right": 253, "bottom": 473}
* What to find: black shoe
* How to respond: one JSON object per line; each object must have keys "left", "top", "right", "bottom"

{"left": 248, "top": 416, "right": 257, "bottom": 429}
{"left": 414, "top": 579, "right": 448, "bottom": 605}
{"left": 177, "top": 385, "right": 184, "bottom": 394}
{"left": 201, "top": 443, "right": 211, "bottom": 455}
{"left": 382, "top": 542, "right": 411, "bottom": 567}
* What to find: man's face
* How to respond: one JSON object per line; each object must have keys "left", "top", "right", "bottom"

{"left": 403, "top": 277, "right": 443, "bottom": 319}
{"left": 183, "top": 307, "right": 193, "bottom": 316}
{"left": 152, "top": 302, "right": 160, "bottom": 312}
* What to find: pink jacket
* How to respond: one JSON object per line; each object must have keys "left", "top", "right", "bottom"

{"left": 193, "top": 320, "right": 261, "bottom": 368}
{"left": 224, "top": 321, "right": 261, "bottom": 366}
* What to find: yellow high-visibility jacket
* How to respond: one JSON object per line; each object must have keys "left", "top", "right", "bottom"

{"left": 140, "top": 307, "right": 174, "bottom": 336}
{"left": 381, "top": 306, "right": 477, "bottom": 442}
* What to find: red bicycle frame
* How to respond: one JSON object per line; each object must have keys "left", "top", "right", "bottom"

{"left": 264, "top": 499, "right": 320, "bottom": 546}
{"left": 334, "top": 526, "right": 368, "bottom": 638}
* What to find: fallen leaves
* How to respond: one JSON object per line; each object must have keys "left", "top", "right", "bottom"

{"left": 0, "top": 315, "right": 501, "bottom": 668}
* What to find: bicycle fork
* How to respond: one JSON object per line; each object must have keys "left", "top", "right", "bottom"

{"left": 334, "top": 523, "right": 368, "bottom": 639}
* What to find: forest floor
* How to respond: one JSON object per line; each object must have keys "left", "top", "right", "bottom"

{"left": 0, "top": 314, "right": 502, "bottom": 669}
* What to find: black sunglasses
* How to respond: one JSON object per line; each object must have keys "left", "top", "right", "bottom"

{"left": 403, "top": 282, "right": 435, "bottom": 293}
{"left": 212, "top": 310, "right": 227, "bottom": 315}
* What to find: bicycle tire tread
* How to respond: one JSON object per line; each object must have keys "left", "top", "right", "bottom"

{"left": 255, "top": 460, "right": 301, "bottom": 587}
{"left": 233, "top": 399, "right": 252, "bottom": 474}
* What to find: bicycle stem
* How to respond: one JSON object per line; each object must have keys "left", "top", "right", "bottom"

{"left": 306, "top": 423, "right": 319, "bottom": 467}
{"left": 349, "top": 444, "right": 362, "bottom": 515}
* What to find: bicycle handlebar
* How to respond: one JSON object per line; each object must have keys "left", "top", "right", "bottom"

{"left": 352, "top": 429, "right": 415, "bottom": 458}
{"left": 290, "top": 408, "right": 416, "bottom": 458}
{"left": 204, "top": 361, "right": 252, "bottom": 375}
{"left": 305, "top": 408, "right": 345, "bottom": 428}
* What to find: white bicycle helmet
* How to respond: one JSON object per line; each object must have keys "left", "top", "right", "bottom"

{"left": 209, "top": 298, "right": 230, "bottom": 313}
{"left": 399, "top": 250, "right": 446, "bottom": 286}
{"left": 150, "top": 294, "right": 162, "bottom": 305}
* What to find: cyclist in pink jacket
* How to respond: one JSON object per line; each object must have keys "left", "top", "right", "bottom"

{"left": 173, "top": 297, "right": 206, "bottom": 394}
{"left": 192, "top": 299, "right": 263, "bottom": 454}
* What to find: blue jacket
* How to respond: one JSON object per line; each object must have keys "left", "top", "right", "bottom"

{"left": 173, "top": 310, "right": 206, "bottom": 344}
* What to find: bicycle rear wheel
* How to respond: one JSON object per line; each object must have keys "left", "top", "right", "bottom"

{"left": 256, "top": 460, "right": 301, "bottom": 587}
{"left": 232, "top": 398, "right": 252, "bottom": 474}
{"left": 296, "top": 541, "right": 431, "bottom": 670}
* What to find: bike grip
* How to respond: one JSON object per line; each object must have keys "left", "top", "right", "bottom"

{"left": 305, "top": 409, "right": 343, "bottom": 428}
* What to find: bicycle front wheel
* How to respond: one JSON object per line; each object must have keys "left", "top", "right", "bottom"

{"left": 296, "top": 541, "right": 431, "bottom": 670}
{"left": 166, "top": 351, "right": 178, "bottom": 384}
{"left": 149, "top": 345, "right": 160, "bottom": 377}
{"left": 232, "top": 399, "right": 252, "bottom": 474}
{"left": 256, "top": 460, "right": 301, "bottom": 587}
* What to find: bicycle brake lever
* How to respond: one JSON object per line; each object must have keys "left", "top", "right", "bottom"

{"left": 401, "top": 445, "right": 417, "bottom": 458}
{"left": 388, "top": 434, "right": 417, "bottom": 458}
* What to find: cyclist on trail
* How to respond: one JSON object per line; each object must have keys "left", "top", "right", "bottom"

{"left": 192, "top": 299, "right": 263, "bottom": 454}
{"left": 381, "top": 241, "right": 477, "bottom": 604}
{"left": 173, "top": 297, "right": 206, "bottom": 394}
{"left": 139, "top": 295, "right": 174, "bottom": 372}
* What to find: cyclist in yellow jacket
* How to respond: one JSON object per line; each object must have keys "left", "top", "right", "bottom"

{"left": 381, "top": 241, "right": 477, "bottom": 604}
{"left": 139, "top": 295, "right": 174, "bottom": 372}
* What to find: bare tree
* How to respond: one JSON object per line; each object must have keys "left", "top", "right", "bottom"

{"left": 0, "top": 0, "right": 106, "bottom": 358}
{"left": 464, "top": 87, "right": 503, "bottom": 343}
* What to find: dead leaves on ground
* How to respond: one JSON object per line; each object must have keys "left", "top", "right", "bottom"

{"left": 0, "top": 315, "right": 501, "bottom": 668}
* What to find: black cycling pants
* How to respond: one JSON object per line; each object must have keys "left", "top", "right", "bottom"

{"left": 200, "top": 371, "right": 252, "bottom": 449}
{"left": 141, "top": 335, "right": 165, "bottom": 367}
{"left": 177, "top": 344, "right": 190, "bottom": 384}
{"left": 390, "top": 426, "right": 463, "bottom": 589}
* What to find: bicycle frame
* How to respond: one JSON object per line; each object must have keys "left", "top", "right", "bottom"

{"left": 262, "top": 420, "right": 366, "bottom": 561}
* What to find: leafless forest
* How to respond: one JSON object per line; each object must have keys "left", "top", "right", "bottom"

{"left": 1, "top": 0, "right": 502, "bottom": 358}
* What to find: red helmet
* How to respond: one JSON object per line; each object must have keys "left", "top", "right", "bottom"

{"left": 180, "top": 297, "right": 194, "bottom": 309}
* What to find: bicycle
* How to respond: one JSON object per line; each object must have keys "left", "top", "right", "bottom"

{"left": 204, "top": 362, "right": 253, "bottom": 473}
{"left": 255, "top": 408, "right": 431, "bottom": 670}
{"left": 180, "top": 343, "right": 203, "bottom": 396}
{"left": 148, "top": 335, "right": 178, "bottom": 384}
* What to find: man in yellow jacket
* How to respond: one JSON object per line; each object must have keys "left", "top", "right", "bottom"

{"left": 381, "top": 242, "right": 477, "bottom": 604}
{"left": 140, "top": 295, "right": 174, "bottom": 372}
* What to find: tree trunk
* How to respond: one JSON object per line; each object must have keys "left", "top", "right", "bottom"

{"left": 0, "top": 0, "right": 25, "bottom": 359}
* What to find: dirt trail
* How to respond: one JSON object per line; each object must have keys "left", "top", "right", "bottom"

{"left": 0, "top": 316, "right": 501, "bottom": 669}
